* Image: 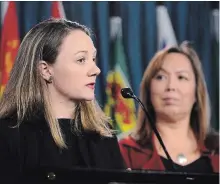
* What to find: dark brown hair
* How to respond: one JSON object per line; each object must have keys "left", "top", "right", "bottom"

{"left": 133, "top": 41, "right": 218, "bottom": 152}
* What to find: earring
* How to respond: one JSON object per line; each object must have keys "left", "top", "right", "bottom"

{"left": 47, "top": 75, "right": 53, "bottom": 83}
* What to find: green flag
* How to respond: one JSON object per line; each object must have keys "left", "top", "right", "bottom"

{"left": 104, "top": 17, "right": 136, "bottom": 137}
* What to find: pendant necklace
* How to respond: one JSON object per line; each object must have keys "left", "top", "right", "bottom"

{"left": 176, "top": 153, "right": 188, "bottom": 165}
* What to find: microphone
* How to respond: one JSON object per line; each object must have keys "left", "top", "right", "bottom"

{"left": 121, "top": 87, "right": 176, "bottom": 171}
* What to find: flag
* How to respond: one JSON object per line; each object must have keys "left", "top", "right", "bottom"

{"left": 104, "top": 17, "right": 136, "bottom": 139}
{"left": 0, "top": 1, "right": 20, "bottom": 95}
{"left": 156, "top": 5, "right": 177, "bottom": 49}
{"left": 51, "top": 1, "right": 66, "bottom": 18}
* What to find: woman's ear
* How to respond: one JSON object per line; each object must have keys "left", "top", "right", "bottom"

{"left": 38, "top": 60, "right": 53, "bottom": 83}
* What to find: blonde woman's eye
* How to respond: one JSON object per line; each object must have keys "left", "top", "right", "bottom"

{"left": 77, "top": 58, "right": 86, "bottom": 64}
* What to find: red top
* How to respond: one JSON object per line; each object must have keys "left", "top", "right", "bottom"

{"left": 119, "top": 135, "right": 219, "bottom": 173}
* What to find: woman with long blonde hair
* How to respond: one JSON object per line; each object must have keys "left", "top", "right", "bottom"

{"left": 0, "top": 18, "right": 124, "bottom": 180}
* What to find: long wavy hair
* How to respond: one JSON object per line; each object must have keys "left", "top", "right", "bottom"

{"left": 0, "top": 18, "right": 113, "bottom": 149}
{"left": 133, "top": 41, "right": 218, "bottom": 151}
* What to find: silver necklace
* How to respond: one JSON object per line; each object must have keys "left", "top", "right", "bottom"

{"left": 177, "top": 153, "right": 188, "bottom": 165}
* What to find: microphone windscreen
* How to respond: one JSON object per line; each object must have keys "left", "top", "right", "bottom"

{"left": 121, "top": 88, "right": 134, "bottom": 99}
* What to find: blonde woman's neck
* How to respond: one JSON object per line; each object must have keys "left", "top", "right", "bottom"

{"left": 46, "top": 87, "right": 76, "bottom": 119}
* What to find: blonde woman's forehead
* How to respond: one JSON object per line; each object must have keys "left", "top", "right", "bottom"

{"left": 59, "top": 30, "right": 95, "bottom": 55}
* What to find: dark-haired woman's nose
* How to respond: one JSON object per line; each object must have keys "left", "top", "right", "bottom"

{"left": 166, "top": 77, "right": 176, "bottom": 91}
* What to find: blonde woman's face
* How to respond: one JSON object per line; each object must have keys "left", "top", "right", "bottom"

{"left": 150, "top": 53, "right": 196, "bottom": 121}
{"left": 49, "top": 30, "right": 100, "bottom": 101}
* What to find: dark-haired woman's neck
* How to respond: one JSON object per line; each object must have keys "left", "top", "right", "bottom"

{"left": 155, "top": 115, "right": 194, "bottom": 143}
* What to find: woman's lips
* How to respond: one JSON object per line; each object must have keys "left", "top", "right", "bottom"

{"left": 86, "top": 83, "right": 95, "bottom": 89}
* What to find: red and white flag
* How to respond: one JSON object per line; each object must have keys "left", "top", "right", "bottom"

{"left": 0, "top": 1, "right": 20, "bottom": 95}
{"left": 51, "top": 1, "right": 66, "bottom": 18}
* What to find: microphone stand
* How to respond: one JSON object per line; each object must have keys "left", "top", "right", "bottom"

{"left": 121, "top": 88, "right": 176, "bottom": 171}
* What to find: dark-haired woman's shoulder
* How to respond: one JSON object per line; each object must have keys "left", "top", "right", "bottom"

{"left": 205, "top": 130, "right": 219, "bottom": 153}
{"left": 203, "top": 130, "right": 219, "bottom": 173}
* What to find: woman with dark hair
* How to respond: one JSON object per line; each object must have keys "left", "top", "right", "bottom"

{"left": 0, "top": 18, "right": 124, "bottom": 179}
{"left": 119, "top": 42, "right": 219, "bottom": 173}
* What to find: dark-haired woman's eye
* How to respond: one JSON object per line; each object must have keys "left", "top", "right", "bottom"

{"left": 155, "top": 74, "right": 166, "bottom": 80}
{"left": 178, "top": 75, "right": 188, "bottom": 80}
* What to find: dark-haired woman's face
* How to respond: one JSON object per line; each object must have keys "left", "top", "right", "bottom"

{"left": 48, "top": 30, "right": 100, "bottom": 102}
{"left": 150, "top": 53, "right": 196, "bottom": 122}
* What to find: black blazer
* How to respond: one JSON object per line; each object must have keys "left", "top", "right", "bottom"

{"left": 0, "top": 115, "right": 125, "bottom": 181}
